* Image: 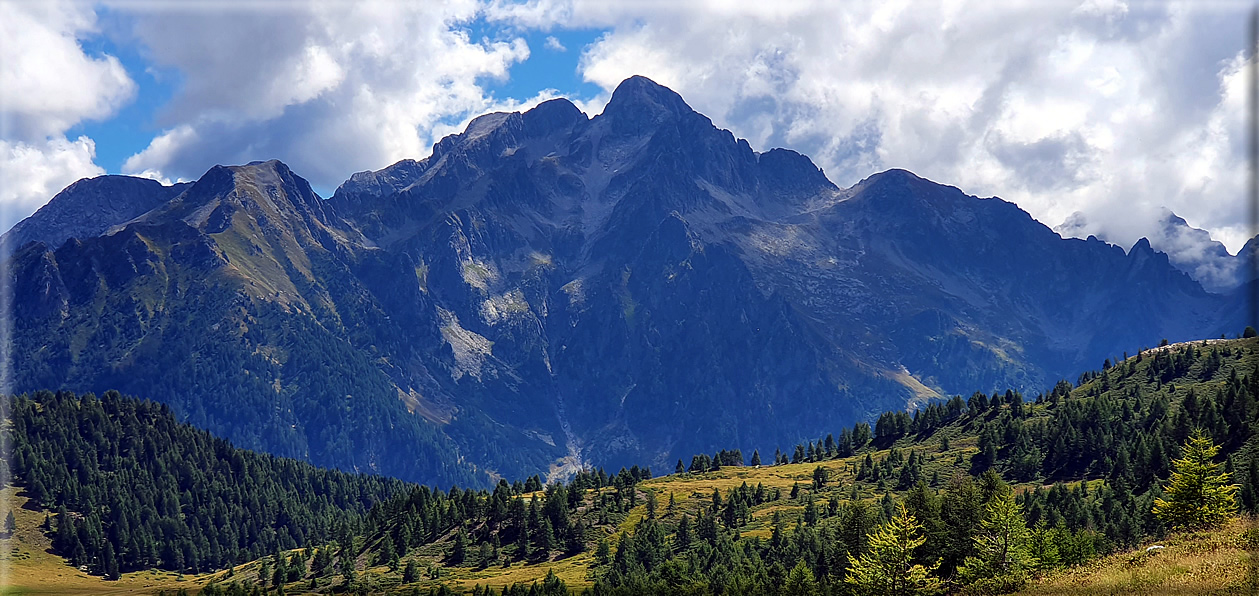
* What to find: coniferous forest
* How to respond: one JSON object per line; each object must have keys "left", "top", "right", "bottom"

{"left": 7, "top": 390, "right": 409, "bottom": 577}
{"left": 5, "top": 336, "right": 1259, "bottom": 595}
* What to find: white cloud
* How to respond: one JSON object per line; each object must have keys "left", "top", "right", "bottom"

{"left": 545, "top": 35, "right": 567, "bottom": 52}
{"left": 122, "top": 124, "right": 198, "bottom": 178}
{"left": 116, "top": 1, "right": 535, "bottom": 189}
{"left": 0, "top": 137, "right": 105, "bottom": 232}
{"left": 490, "top": 0, "right": 1252, "bottom": 255}
{"left": 0, "top": 2, "right": 135, "bottom": 142}
{"left": 0, "top": 1, "right": 134, "bottom": 232}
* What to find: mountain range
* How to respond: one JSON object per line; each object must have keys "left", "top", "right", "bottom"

{"left": 4, "top": 75, "right": 1249, "bottom": 487}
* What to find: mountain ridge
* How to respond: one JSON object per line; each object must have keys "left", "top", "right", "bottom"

{"left": 4, "top": 75, "right": 1246, "bottom": 487}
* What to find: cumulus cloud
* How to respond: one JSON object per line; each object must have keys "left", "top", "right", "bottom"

{"left": 0, "top": 137, "right": 105, "bottom": 232}
{"left": 0, "top": 1, "right": 133, "bottom": 231}
{"left": 115, "top": 1, "right": 539, "bottom": 191}
{"left": 489, "top": 0, "right": 1252, "bottom": 258}
{"left": 0, "top": 2, "right": 134, "bottom": 142}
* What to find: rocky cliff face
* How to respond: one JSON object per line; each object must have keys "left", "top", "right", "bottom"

{"left": 7, "top": 76, "right": 1242, "bottom": 486}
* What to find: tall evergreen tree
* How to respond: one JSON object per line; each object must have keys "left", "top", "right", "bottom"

{"left": 402, "top": 558, "right": 419, "bottom": 583}
{"left": 1153, "top": 430, "right": 1238, "bottom": 530}
{"left": 783, "top": 560, "right": 819, "bottom": 596}
{"left": 957, "top": 488, "right": 1037, "bottom": 593}
{"left": 845, "top": 504, "right": 941, "bottom": 596}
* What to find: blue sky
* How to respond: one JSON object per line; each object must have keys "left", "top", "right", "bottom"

{"left": 66, "top": 28, "right": 182, "bottom": 176}
{"left": 0, "top": 0, "right": 1253, "bottom": 278}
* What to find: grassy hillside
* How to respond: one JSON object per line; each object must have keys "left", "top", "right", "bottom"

{"left": 4, "top": 336, "right": 1258, "bottom": 594}
{"left": 1016, "top": 517, "right": 1259, "bottom": 595}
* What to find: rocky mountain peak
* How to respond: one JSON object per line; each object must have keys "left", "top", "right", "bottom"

{"left": 1, "top": 174, "right": 188, "bottom": 259}
{"left": 522, "top": 97, "right": 586, "bottom": 137}
{"left": 599, "top": 75, "right": 695, "bottom": 133}
{"left": 149, "top": 159, "right": 337, "bottom": 245}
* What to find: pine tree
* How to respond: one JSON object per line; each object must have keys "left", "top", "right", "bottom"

{"left": 783, "top": 559, "right": 819, "bottom": 596}
{"left": 293, "top": 550, "right": 308, "bottom": 579}
{"left": 377, "top": 534, "right": 395, "bottom": 567}
{"left": 1153, "top": 430, "right": 1238, "bottom": 530}
{"left": 675, "top": 514, "right": 692, "bottom": 550}
{"left": 813, "top": 465, "right": 829, "bottom": 490}
{"left": 4, "top": 510, "right": 14, "bottom": 536}
{"left": 957, "top": 488, "right": 1037, "bottom": 592}
{"left": 846, "top": 503, "right": 940, "bottom": 596}
{"left": 595, "top": 538, "right": 611, "bottom": 565}
{"left": 402, "top": 558, "right": 419, "bottom": 583}
{"left": 751, "top": 450, "right": 762, "bottom": 467}
{"left": 103, "top": 540, "right": 120, "bottom": 580}
{"left": 537, "top": 519, "right": 555, "bottom": 557}
{"left": 450, "top": 530, "right": 468, "bottom": 564}
{"left": 339, "top": 549, "right": 355, "bottom": 582}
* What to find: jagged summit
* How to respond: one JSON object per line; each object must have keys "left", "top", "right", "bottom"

{"left": 522, "top": 97, "right": 585, "bottom": 135}
{"left": 1130, "top": 237, "right": 1155, "bottom": 254}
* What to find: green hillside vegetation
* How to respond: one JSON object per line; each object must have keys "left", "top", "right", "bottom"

{"left": 6, "top": 336, "right": 1259, "bottom": 594}
{"left": 5, "top": 390, "right": 411, "bottom": 576}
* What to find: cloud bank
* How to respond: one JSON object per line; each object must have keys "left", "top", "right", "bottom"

{"left": 490, "top": 0, "right": 1254, "bottom": 255}
{"left": 116, "top": 1, "right": 553, "bottom": 195}
{"left": 3, "top": 0, "right": 1254, "bottom": 278}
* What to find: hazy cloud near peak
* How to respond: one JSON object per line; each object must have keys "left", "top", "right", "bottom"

{"left": 1057, "top": 207, "right": 1243, "bottom": 293}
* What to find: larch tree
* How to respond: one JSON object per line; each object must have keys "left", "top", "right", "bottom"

{"left": 845, "top": 503, "right": 941, "bottom": 596}
{"left": 957, "top": 487, "right": 1037, "bottom": 592}
{"left": 1153, "top": 430, "right": 1238, "bottom": 530}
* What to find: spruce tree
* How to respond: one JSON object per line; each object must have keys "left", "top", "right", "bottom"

{"left": 813, "top": 466, "right": 829, "bottom": 490}
{"left": 845, "top": 503, "right": 940, "bottom": 596}
{"left": 103, "top": 540, "right": 120, "bottom": 580}
{"left": 537, "top": 519, "right": 555, "bottom": 557}
{"left": 1153, "top": 430, "right": 1238, "bottom": 530}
